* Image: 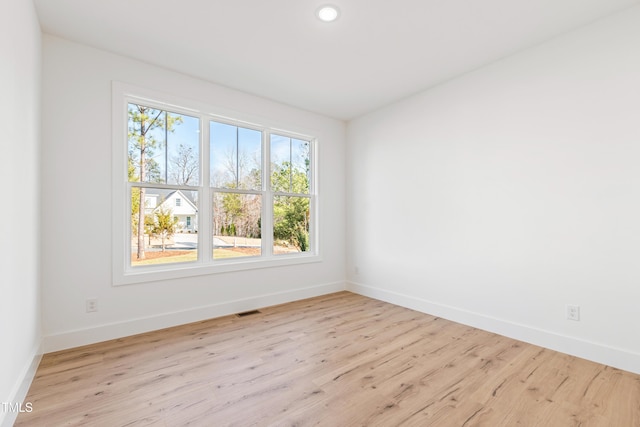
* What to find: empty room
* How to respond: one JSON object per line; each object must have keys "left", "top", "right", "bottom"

{"left": 3, "top": 0, "right": 640, "bottom": 425}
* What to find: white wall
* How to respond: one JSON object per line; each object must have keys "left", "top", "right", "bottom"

{"left": 0, "top": 0, "right": 42, "bottom": 425}
{"left": 41, "top": 35, "right": 346, "bottom": 351}
{"left": 347, "top": 6, "right": 640, "bottom": 374}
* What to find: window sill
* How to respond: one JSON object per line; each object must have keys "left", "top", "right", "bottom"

{"left": 113, "top": 253, "right": 322, "bottom": 286}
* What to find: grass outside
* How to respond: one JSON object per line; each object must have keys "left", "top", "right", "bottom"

{"left": 131, "top": 250, "right": 197, "bottom": 266}
{"left": 131, "top": 234, "right": 302, "bottom": 266}
{"left": 131, "top": 247, "right": 264, "bottom": 266}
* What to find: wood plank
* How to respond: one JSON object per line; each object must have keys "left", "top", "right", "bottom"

{"left": 15, "top": 291, "right": 640, "bottom": 426}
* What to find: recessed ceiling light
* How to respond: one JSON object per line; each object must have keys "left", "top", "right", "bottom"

{"left": 317, "top": 5, "right": 340, "bottom": 22}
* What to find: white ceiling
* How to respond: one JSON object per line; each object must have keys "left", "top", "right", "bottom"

{"left": 34, "top": 0, "right": 639, "bottom": 120}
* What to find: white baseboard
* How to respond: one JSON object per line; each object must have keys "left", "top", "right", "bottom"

{"left": 347, "top": 281, "right": 640, "bottom": 375}
{"left": 0, "top": 345, "right": 42, "bottom": 427}
{"left": 44, "top": 281, "right": 346, "bottom": 353}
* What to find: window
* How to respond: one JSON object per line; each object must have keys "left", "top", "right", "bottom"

{"left": 112, "top": 83, "right": 318, "bottom": 285}
{"left": 270, "top": 134, "right": 312, "bottom": 254}
{"left": 210, "top": 121, "right": 263, "bottom": 260}
{"left": 127, "top": 103, "right": 200, "bottom": 267}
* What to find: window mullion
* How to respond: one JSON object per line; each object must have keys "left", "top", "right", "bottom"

{"left": 128, "top": 182, "right": 197, "bottom": 191}
{"left": 273, "top": 191, "right": 311, "bottom": 198}
{"left": 125, "top": 181, "right": 133, "bottom": 273}
{"left": 289, "top": 138, "right": 293, "bottom": 192}
{"left": 200, "top": 117, "right": 211, "bottom": 264}
{"left": 212, "top": 187, "right": 260, "bottom": 195}
{"left": 235, "top": 126, "right": 240, "bottom": 189}
{"left": 263, "top": 131, "right": 273, "bottom": 257}
{"left": 311, "top": 139, "right": 317, "bottom": 254}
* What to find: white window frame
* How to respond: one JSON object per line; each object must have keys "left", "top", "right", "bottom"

{"left": 112, "top": 82, "right": 320, "bottom": 286}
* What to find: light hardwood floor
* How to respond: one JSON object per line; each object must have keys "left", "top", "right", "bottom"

{"left": 16, "top": 292, "right": 640, "bottom": 426}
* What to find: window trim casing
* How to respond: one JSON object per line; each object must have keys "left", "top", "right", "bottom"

{"left": 112, "top": 82, "right": 320, "bottom": 286}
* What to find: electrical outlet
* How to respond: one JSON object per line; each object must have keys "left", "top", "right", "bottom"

{"left": 566, "top": 305, "right": 580, "bottom": 321}
{"left": 86, "top": 298, "right": 98, "bottom": 313}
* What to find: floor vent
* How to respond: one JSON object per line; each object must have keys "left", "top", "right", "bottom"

{"left": 236, "top": 309, "right": 261, "bottom": 317}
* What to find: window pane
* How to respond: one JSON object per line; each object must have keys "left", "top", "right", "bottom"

{"left": 210, "top": 121, "right": 261, "bottom": 190}
{"left": 238, "top": 127, "right": 262, "bottom": 189}
{"left": 167, "top": 114, "right": 200, "bottom": 186}
{"left": 213, "top": 193, "right": 262, "bottom": 259}
{"left": 210, "top": 121, "right": 236, "bottom": 187}
{"left": 273, "top": 195, "right": 310, "bottom": 254}
{"left": 291, "top": 138, "right": 310, "bottom": 193}
{"left": 130, "top": 187, "right": 199, "bottom": 267}
{"left": 128, "top": 103, "right": 200, "bottom": 186}
{"left": 270, "top": 134, "right": 310, "bottom": 194}
{"left": 270, "top": 134, "right": 291, "bottom": 192}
